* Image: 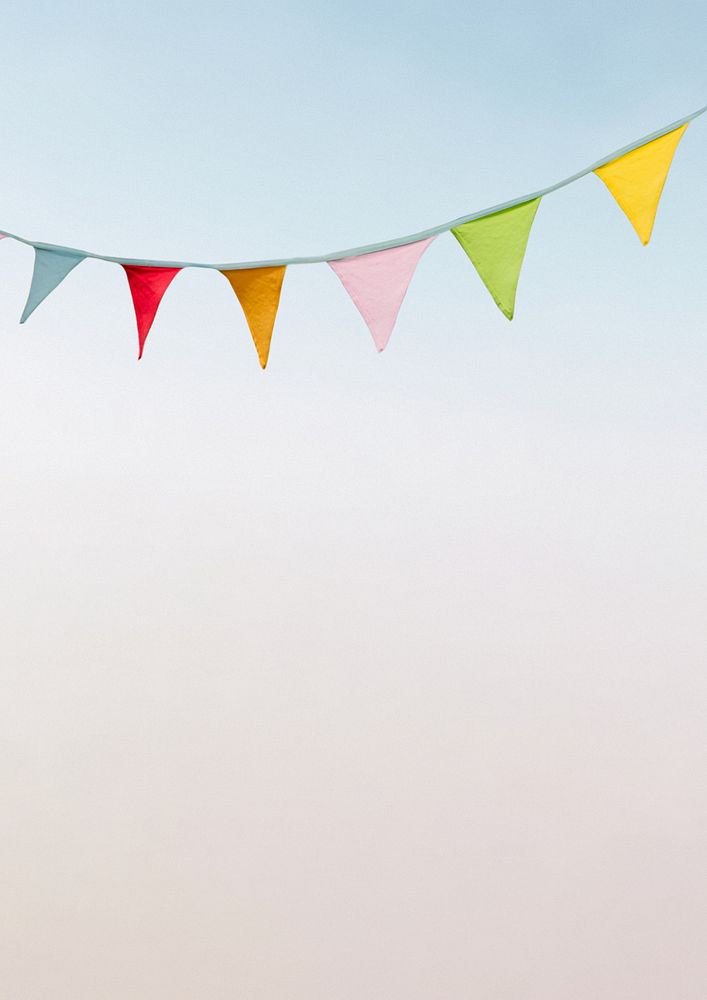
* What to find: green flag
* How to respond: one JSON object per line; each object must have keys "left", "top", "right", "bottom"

{"left": 452, "top": 197, "right": 541, "bottom": 319}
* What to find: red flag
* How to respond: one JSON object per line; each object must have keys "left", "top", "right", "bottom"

{"left": 123, "top": 265, "right": 181, "bottom": 358}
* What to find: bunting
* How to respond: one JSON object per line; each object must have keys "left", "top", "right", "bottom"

{"left": 123, "top": 266, "right": 181, "bottom": 358}
{"left": 221, "top": 266, "right": 286, "bottom": 368}
{"left": 451, "top": 199, "right": 541, "bottom": 320}
{"left": 0, "top": 104, "right": 703, "bottom": 366}
{"left": 21, "top": 248, "right": 85, "bottom": 323}
{"left": 594, "top": 124, "right": 687, "bottom": 245}
{"left": 328, "top": 238, "right": 434, "bottom": 351}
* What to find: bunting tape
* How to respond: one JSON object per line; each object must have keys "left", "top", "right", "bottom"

{"left": 1, "top": 103, "right": 705, "bottom": 364}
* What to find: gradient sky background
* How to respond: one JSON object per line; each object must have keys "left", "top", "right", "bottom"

{"left": 1, "top": 3, "right": 706, "bottom": 998}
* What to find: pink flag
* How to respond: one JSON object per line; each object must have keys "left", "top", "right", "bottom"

{"left": 328, "top": 237, "right": 435, "bottom": 351}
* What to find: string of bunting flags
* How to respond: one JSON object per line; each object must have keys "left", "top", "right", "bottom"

{"left": 1, "top": 104, "right": 704, "bottom": 368}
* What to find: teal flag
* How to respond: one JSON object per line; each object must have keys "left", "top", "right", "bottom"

{"left": 21, "top": 247, "right": 85, "bottom": 323}
{"left": 451, "top": 198, "right": 541, "bottom": 319}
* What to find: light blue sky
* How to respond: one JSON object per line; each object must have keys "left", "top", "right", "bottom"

{"left": 1, "top": 4, "right": 706, "bottom": 999}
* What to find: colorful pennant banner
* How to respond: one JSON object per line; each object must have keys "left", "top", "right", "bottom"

{"left": 1, "top": 105, "right": 704, "bottom": 366}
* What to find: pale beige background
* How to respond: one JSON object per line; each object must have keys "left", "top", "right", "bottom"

{"left": 1, "top": 2, "right": 707, "bottom": 998}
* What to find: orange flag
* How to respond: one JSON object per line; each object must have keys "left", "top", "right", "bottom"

{"left": 594, "top": 125, "right": 687, "bottom": 245}
{"left": 221, "top": 265, "right": 286, "bottom": 368}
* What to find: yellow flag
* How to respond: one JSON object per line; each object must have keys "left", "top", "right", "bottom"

{"left": 221, "top": 265, "right": 286, "bottom": 368}
{"left": 594, "top": 125, "right": 687, "bottom": 245}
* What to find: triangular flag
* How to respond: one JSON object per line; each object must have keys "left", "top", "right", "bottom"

{"left": 451, "top": 198, "right": 541, "bottom": 320}
{"left": 594, "top": 124, "right": 687, "bottom": 245}
{"left": 221, "top": 265, "right": 286, "bottom": 368}
{"left": 20, "top": 247, "right": 85, "bottom": 323}
{"left": 122, "top": 265, "right": 181, "bottom": 358}
{"left": 328, "top": 237, "right": 435, "bottom": 352}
